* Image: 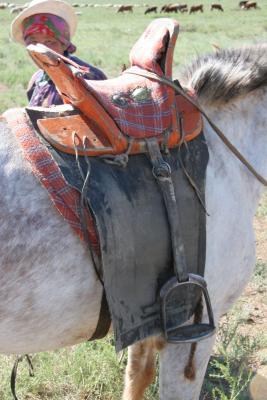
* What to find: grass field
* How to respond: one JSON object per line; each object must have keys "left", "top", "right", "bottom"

{"left": 0, "top": 1, "right": 266, "bottom": 399}
{"left": 1, "top": 0, "right": 267, "bottom": 111}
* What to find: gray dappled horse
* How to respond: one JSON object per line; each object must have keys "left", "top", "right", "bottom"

{"left": 0, "top": 44, "right": 266, "bottom": 399}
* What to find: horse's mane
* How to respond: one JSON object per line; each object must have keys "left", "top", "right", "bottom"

{"left": 179, "top": 44, "right": 267, "bottom": 104}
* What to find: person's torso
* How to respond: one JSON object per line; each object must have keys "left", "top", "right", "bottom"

{"left": 28, "top": 55, "right": 107, "bottom": 107}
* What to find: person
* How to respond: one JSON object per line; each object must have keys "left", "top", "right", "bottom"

{"left": 10, "top": 0, "right": 107, "bottom": 107}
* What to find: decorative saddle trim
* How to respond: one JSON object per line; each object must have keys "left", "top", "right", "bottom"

{"left": 27, "top": 18, "right": 203, "bottom": 157}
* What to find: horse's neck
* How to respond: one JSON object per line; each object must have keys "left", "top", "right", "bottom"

{"left": 202, "top": 88, "right": 267, "bottom": 215}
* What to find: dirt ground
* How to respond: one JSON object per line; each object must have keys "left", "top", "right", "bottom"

{"left": 202, "top": 202, "right": 267, "bottom": 399}
{"left": 242, "top": 212, "right": 267, "bottom": 366}
{"left": 0, "top": 83, "right": 8, "bottom": 94}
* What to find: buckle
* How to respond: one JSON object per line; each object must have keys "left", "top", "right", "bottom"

{"left": 160, "top": 274, "right": 216, "bottom": 343}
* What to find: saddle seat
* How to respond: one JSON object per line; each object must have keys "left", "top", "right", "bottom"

{"left": 27, "top": 18, "right": 202, "bottom": 156}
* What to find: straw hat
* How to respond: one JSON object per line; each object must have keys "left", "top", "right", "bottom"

{"left": 11, "top": 0, "right": 77, "bottom": 45}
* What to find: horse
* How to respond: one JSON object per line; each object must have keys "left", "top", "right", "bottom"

{"left": 160, "top": 4, "right": 169, "bottom": 12}
{"left": 210, "top": 3, "right": 224, "bottom": 11}
{"left": 161, "top": 4, "right": 181, "bottom": 13}
{"left": 144, "top": 6, "right": 157, "bottom": 14}
{"left": 189, "top": 4, "right": 204, "bottom": 13}
{"left": 242, "top": 1, "right": 258, "bottom": 9}
{"left": 179, "top": 4, "right": 188, "bottom": 12}
{"left": 117, "top": 4, "right": 133, "bottom": 13}
{"left": 0, "top": 43, "right": 266, "bottom": 400}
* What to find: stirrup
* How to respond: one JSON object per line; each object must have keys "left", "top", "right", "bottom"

{"left": 160, "top": 274, "right": 216, "bottom": 343}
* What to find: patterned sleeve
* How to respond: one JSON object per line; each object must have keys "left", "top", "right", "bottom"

{"left": 26, "top": 70, "right": 43, "bottom": 101}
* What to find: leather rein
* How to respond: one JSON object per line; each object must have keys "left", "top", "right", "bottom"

{"left": 125, "top": 70, "right": 267, "bottom": 187}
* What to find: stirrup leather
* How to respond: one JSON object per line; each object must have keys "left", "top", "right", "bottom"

{"left": 147, "top": 138, "right": 216, "bottom": 343}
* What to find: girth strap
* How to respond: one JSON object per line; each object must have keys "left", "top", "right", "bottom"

{"left": 146, "top": 138, "right": 188, "bottom": 283}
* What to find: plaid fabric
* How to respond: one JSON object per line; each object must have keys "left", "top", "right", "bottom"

{"left": 84, "top": 67, "right": 174, "bottom": 138}
{"left": 82, "top": 18, "right": 179, "bottom": 139}
{"left": 5, "top": 109, "right": 100, "bottom": 255}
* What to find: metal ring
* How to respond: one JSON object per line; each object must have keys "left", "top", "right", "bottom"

{"left": 152, "top": 161, "right": 171, "bottom": 179}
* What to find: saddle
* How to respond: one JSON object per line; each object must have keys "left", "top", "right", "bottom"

{"left": 27, "top": 18, "right": 202, "bottom": 156}
{"left": 25, "top": 18, "right": 215, "bottom": 346}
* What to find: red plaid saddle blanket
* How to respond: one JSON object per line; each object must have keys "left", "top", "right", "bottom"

{"left": 4, "top": 109, "right": 100, "bottom": 253}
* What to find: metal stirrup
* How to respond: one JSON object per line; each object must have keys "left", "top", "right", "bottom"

{"left": 146, "top": 138, "right": 216, "bottom": 343}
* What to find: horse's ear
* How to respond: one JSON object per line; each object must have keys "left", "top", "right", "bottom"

{"left": 211, "top": 43, "right": 221, "bottom": 53}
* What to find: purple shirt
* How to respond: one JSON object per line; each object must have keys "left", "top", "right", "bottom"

{"left": 27, "top": 54, "right": 107, "bottom": 107}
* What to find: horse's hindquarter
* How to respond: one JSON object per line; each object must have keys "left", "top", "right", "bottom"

{"left": 0, "top": 115, "right": 102, "bottom": 354}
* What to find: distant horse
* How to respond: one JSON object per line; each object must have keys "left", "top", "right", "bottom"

{"left": 239, "top": 0, "right": 248, "bottom": 6}
{"left": 160, "top": 4, "right": 169, "bottom": 12}
{"left": 144, "top": 6, "right": 157, "bottom": 14}
{"left": 179, "top": 4, "right": 188, "bottom": 12}
{"left": 10, "top": 6, "right": 24, "bottom": 13}
{"left": 117, "top": 4, "right": 133, "bottom": 13}
{"left": 242, "top": 1, "right": 258, "bottom": 9}
{"left": 0, "top": 43, "right": 267, "bottom": 400}
{"left": 210, "top": 3, "right": 224, "bottom": 11}
{"left": 189, "top": 4, "right": 204, "bottom": 13}
{"left": 162, "top": 4, "right": 180, "bottom": 13}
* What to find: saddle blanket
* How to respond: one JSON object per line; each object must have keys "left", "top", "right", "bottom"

{"left": 6, "top": 109, "right": 209, "bottom": 351}
{"left": 4, "top": 109, "right": 100, "bottom": 254}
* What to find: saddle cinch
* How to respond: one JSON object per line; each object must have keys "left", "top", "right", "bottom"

{"left": 27, "top": 18, "right": 203, "bottom": 157}
{"left": 27, "top": 18, "right": 215, "bottom": 344}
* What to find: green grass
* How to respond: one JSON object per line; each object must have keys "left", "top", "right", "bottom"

{"left": 0, "top": 2, "right": 266, "bottom": 398}
{"left": 0, "top": 257, "right": 266, "bottom": 400}
{"left": 202, "top": 302, "right": 266, "bottom": 400}
{"left": 1, "top": 0, "right": 267, "bottom": 112}
{"left": 200, "top": 259, "right": 267, "bottom": 400}
{"left": 0, "top": 270, "right": 266, "bottom": 400}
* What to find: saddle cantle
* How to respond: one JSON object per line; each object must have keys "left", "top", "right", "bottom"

{"left": 27, "top": 18, "right": 202, "bottom": 156}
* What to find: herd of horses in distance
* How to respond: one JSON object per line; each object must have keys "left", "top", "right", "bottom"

{"left": 1, "top": 1, "right": 260, "bottom": 14}
{"left": 116, "top": 1, "right": 259, "bottom": 14}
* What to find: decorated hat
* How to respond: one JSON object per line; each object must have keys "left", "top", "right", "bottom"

{"left": 11, "top": 0, "right": 77, "bottom": 45}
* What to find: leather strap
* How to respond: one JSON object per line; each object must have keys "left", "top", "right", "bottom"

{"left": 146, "top": 138, "right": 189, "bottom": 283}
{"left": 11, "top": 355, "right": 34, "bottom": 400}
{"left": 89, "top": 290, "right": 111, "bottom": 341}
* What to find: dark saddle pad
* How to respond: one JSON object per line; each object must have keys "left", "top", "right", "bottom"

{"left": 33, "top": 126, "right": 209, "bottom": 351}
